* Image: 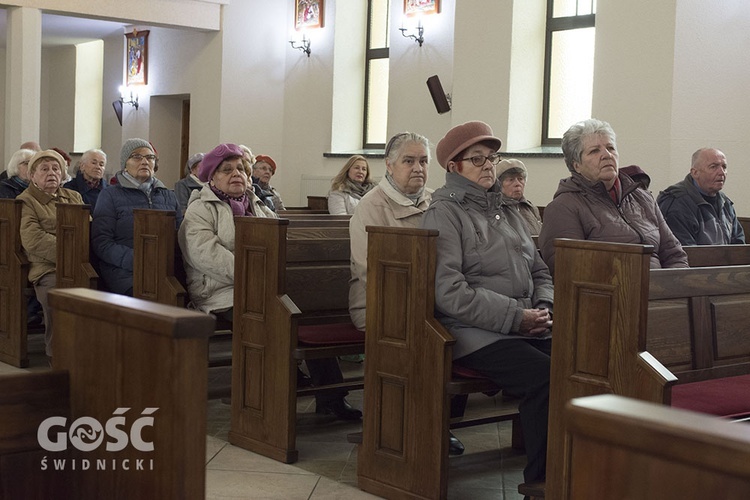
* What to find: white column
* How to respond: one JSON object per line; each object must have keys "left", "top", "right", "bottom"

{"left": 5, "top": 7, "right": 42, "bottom": 157}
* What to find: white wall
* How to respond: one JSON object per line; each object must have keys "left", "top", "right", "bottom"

{"left": 5, "top": 0, "right": 750, "bottom": 214}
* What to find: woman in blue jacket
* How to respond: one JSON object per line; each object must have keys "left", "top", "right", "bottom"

{"left": 92, "top": 138, "right": 181, "bottom": 295}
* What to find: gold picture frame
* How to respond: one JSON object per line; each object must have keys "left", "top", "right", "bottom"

{"left": 125, "top": 29, "right": 149, "bottom": 86}
{"left": 295, "top": 0, "right": 324, "bottom": 30}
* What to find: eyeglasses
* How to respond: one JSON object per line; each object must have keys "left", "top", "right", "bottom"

{"left": 129, "top": 154, "right": 157, "bottom": 163}
{"left": 457, "top": 153, "right": 502, "bottom": 167}
{"left": 216, "top": 164, "right": 248, "bottom": 176}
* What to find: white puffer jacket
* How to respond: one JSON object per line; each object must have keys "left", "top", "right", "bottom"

{"left": 178, "top": 185, "right": 276, "bottom": 313}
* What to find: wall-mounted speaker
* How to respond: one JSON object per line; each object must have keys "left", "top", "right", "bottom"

{"left": 112, "top": 100, "right": 123, "bottom": 126}
{"left": 426, "top": 75, "right": 451, "bottom": 114}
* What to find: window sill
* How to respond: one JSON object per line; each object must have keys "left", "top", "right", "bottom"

{"left": 503, "top": 146, "right": 562, "bottom": 158}
{"left": 324, "top": 150, "right": 385, "bottom": 159}
{"left": 326, "top": 146, "right": 562, "bottom": 160}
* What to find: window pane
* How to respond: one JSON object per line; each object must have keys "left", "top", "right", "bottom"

{"left": 547, "top": 27, "right": 595, "bottom": 139}
{"left": 369, "top": 0, "right": 390, "bottom": 49}
{"left": 366, "top": 59, "right": 389, "bottom": 145}
{"left": 553, "top": 0, "right": 596, "bottom": 17}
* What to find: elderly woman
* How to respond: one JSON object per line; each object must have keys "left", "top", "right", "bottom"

{"left": 17, "top": 150, "right": 84, "bottom": 360}
{"left": 174, "top": 152, "right": 205, "bottom": 214}
{"left": 63, "top": 148, "right": 108, "bottom": 208}
{"left": 179, "top": 143, "right": 358, "bottom": 420}
{"left": 178, "top": 143, "right": 275, "bottom": 317}
{"left": 349, "top": 132, "right": 432, "bottom": 331}
{"left": 538, "top": 119, "right": 687, "bottom": 276}
{"left": 422, "top": 121, "right": 554, "bottom": 483}
{"left": 0, "top": 149, "right": 36, "bottom": 199}
{"left": 497, "top": 159, "right": 543, "bottom": 235}
{"left": 327, "top": 155, "right": 376, "bottom": 215}
{"left": 252, "top": 154, "right": 285, "bottom": 211}
{"left": 92, "top": 138, "right": 181, "bottom": 296}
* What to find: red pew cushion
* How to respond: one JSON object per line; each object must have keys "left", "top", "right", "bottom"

{"left": 671, "top": 374, "right": 750, "bottom": 417}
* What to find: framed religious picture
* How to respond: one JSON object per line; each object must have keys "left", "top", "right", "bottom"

{"left": 404, "top": 0, "right": 440, "bottom": 16}
{"left": 125, "top": 29, "right": 149, "bottom": 86}
{"left": 295, "top": 0, "right": 324, "bottom": 30}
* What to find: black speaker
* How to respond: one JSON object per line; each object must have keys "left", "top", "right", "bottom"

{"left": 112, "top": 100, "right": 123, "bottom": 126}
{"left": 426, "top": 75, "right": 451, "bottom": 114}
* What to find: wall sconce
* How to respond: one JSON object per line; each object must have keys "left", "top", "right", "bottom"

{"left": 399, "top": 20, "right": 424, "bottom": 47}
{"left": 289, "top": 34, "right": 311, "bottom": 57}
{"left": 118, "top": 85, "right": 139, "bottom": 110}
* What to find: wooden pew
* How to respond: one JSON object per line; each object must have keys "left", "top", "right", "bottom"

{"left": 0, "top": 287, "right": 214, "bottom": 499}
{"left": 229, "top": 217, "right": 364, "bottom": 464}
{"left": 0, "top": 199, "right": 30, "bottom": 367}
{"left": 307, "top": 195, "right": 328, "bottom": 211}
{"left": 357, "top": 226, "right": 522, "bottom": 500}
{"left": 563, "top": 394, "right": 750, "bottom": 499}
{"left": 547, "top": 238, "right": 750, "bottom": 500}
{"left": 683, "top": 244, "right": 750, "bottom": 267}
{"left": 132, "top": 209, "right": 186, "bottom": 308}
{"left": 56, "top": 203, "right": 98, "bottom": 289}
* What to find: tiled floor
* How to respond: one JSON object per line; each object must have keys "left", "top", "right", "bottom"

{"left": 3, "top": 335, "right": 527, "bottom": 499}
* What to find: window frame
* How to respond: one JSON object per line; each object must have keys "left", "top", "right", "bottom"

{"left": 363, "top": 0, "right": 389, "bottom": 150}
{"left": 541, "top": 0, "right": 596, "bottom": 145}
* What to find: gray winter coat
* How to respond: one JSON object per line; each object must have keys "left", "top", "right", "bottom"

{"left": 421, "top": 173, "right": 553, "bottom": 360}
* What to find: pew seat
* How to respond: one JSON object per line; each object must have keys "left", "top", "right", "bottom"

{"left": 230, "top": 217, "right": 364, "bottom": 464}
{"left": 671, "top": 374, "right": 750, "bottom": 417}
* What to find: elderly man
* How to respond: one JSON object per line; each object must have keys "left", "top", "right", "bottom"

{"left": 64, "top": 148, "right": 108, "bottom": 208}
{"left": 657, "top": 148, "right": 745, "bottom": 245}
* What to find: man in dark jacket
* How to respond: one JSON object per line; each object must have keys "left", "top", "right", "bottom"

{"left": 657, "top": 148, "right": 745, "bottom": 245}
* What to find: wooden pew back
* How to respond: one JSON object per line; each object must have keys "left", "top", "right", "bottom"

{"left": 0, "top": 288, "right": 214, "bottom": 499}
{"left": 56, "top": 203, "right": 98, "bottom": 290}
{"left": 132, "top": 209, "right": 187, "bottom": 308}
{"left": 564, "top": 394, "right": 750, "bottom": 499}
{"left": 683, "top": 244, "right": 750, "bottom": 267}
{"left": 0, "top": 198, "right": 30, "bottom": 367}
{"left": 357, "top": 226, "right": 521, "bottom": 500}
{"left": 547, "top": 238, "right": 750, "bottom": 500}
{"left": 229, "top": 217, "right": 363, "bottom": 464}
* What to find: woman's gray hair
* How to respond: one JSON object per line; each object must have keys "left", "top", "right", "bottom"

{"left": 6, "top": 149, "right": 36, "bottom": 178}
{"left": 384, "top": 132, "right": 431, "bottom": 165}
{"left": 561, "top": 118, "right": 617, "bottom": 172}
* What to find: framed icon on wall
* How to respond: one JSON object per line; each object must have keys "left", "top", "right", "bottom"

{"left": 125, "top": 29, "right": 149, "bottom": 86}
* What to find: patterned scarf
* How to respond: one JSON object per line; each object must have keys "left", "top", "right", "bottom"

{"left": 210, "top": 184, "right": 251, "bottom": 216}
{"left": 341, "top": 178, "right": 375, "bottom": 199}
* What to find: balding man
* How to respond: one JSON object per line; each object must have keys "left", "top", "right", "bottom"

{"left": 657, "top": 148, "right": 745, "bottom": 245}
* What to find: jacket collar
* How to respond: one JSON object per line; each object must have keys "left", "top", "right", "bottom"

{"left": 377, "top": 176, "right": 430, "bottom": 208}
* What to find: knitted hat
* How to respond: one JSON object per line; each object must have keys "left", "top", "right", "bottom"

{"left": 185, "top": 153, "right": 205, "bottom": 176}
{"left": 436, "top": 121, "right": 502, "bottom": 169}
{"left": 199, "top": 143, "right": 244, "bottom": 182}
{"left": 254, "top": 154, "right": 277, "bottom": 175}
{"left": 497, "top": 159, "right": 527, "bottom": 179}
{"left": 120, "top": 138, "right": 153, "bottom": 169}
{"left": 28, "top": 149, "right": 68, "bottom": 177}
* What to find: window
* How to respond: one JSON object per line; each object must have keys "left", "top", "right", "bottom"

{"left": 542, "top": 0, "right": 596, "bottom": 144}
{"left": 363, "top": 0, "right": 390, "bottom": 149}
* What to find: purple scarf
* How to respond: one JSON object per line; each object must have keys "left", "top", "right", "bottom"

{"left": 210, "top": 185, "right": 252, "bottom": 216}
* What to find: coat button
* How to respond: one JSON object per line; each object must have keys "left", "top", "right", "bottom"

{"left": 523, "top": 291, "right": 529, "bottom": 298}
{"left": 495, "top": 214, "right": 500, "bottom": 220}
